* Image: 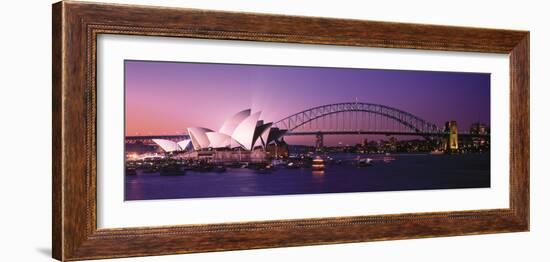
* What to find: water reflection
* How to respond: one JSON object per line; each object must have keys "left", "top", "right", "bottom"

{"left": 125, "top": 153, "right": 490, "bottom": 200}
{"left": 311, "top": 170, "right": 325, "bottom": 185}
{"left": 312, "top": 170, "right": 325, "bottom": 176}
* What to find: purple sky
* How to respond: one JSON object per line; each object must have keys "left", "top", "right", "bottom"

{"left": 125, "top": 60, "right": 490, "bottom": 145}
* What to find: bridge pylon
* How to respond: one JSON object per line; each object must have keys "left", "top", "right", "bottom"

{"left": 444, "top": 121, "right": 459, "bottom": 152}
{"left": 315, "top": 132, "right": 324, "bottom": 152}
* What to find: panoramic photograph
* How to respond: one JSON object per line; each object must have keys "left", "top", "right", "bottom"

{"left": 124, "top": 60, "right": 491, "bottom": 201}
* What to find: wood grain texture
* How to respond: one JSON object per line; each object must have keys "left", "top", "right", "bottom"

{"left": 509, "top": 35, "right": 530, "bottom": 226}
{"left": 52, "top": 2, "right": 63, "bottom": 260}
{"left": 52, "top": 1, "right": 530, "bottom": 261}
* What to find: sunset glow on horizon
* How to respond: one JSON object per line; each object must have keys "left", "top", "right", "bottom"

{"left": 125, "top": 60, "right": 490, "bottom": 145}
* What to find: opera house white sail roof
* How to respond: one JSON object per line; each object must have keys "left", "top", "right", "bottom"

{"left": 219, "top": 109, "right": 251, "bottom": 137}
{"left": 205, "top": 132, "right": 232, "bottom": 148}
{"left": 152, "top": 139, "right": 192, "bottom": 152}
{"left": 231, "top": 111, "right": 262, "bottom": 150}
{"left": 153, "top": 109, "right": 285, "bottom": 153}
{"left": 187, "top": 127, "right": 213, "bottom": 150}
{"left": 176, "top": 140, "right": 193, "bottom": 151}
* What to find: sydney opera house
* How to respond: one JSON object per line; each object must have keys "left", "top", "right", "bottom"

{"left": 151, "top": 109, "right": 286, "bottom": 159}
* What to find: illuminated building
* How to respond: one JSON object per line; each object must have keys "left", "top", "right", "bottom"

{"left": 444, "top": 121, "right": 459, "bottom": 151}
{"left": 153, "top": 109, "right": 285, "bottom": 153}
{"left": 470, "top": 122, "right": 490, "bottom": 148}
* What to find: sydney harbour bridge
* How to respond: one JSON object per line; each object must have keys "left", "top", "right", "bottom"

{"left": 126, "top": 102, "right": 489, "bottom": 149}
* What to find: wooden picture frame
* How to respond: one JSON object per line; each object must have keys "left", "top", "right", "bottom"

{"left": 52, "top": 1, "right": 529, "bottom": 261}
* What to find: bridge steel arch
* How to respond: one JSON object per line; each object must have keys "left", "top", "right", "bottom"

{"left": 273, "top": 102, "right": 441, "bottom": 135}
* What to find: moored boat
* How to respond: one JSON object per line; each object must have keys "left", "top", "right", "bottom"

{"left": 312, "top": 156, "right": 325, "bottom": 171}
{"left": 160, "top": 164, "right": 184, "bottom": 176}
{"left": 213, "top": 165, "right": 227, "bottom": 173}
{"left": 430, "top": 149, "right": 445, "bottom": 155}
{"left": 357, "top": 158, "right": 373, "bottom": 167}
{"left": 125, "top": 166, "right": 137, "bottom": 176}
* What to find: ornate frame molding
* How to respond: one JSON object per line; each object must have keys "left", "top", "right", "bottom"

{"left": 53, "top": 1, "right": 529, "bottom": 261}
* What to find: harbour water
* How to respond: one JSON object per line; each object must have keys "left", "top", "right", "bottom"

{"left": 125, "top": 153, "right": 490, "bottom": 201}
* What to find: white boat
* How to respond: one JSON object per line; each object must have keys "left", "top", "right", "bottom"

{"left": 271, "top": 159, "right": 285, "bottom": 166}
{"left": 357, "top": 158, "right": 373, "bottom": 167}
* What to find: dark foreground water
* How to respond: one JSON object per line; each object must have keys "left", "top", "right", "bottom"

{"left": 125, "top": 153, "right": 490, "bottom": 201}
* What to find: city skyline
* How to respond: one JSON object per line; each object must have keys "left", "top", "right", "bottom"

{"left": 125, "top": 60, "right": 490, "bottom": 145}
